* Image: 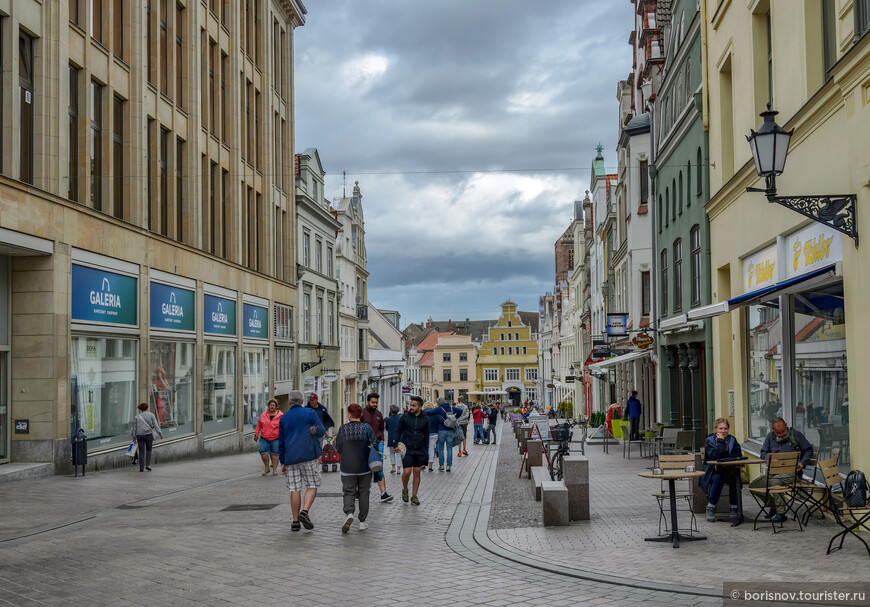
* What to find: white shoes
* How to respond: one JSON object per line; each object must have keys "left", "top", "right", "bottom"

{"left": 359, "top": 521, "right": 369, "bottom": 531}
{"left": 342, "top": 513, "right": 354, "bottom": 534}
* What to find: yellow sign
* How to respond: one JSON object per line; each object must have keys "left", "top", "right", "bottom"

{"left": 742, "top": 244, "right": 778, "bottom": 292}
{"left": 786, "top": 224, "right": 842, "bottom": 279}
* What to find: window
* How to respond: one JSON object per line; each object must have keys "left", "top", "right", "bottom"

{"left": 327, "top": 300, "right": 335, "bottom": 345}
{"left": 68, "top": 66, "right": 80, "bottom": 202}
{"left": 442, "top": 353, "right": 451, "bottom": 362}
{"left": 175, "top": 138, "right": 183, "bottom": 240}
{"left": 639, "top": 160, "right": 648, "bottom": 205}
{"left": 484, "top": 368, "right": 498, "bottom": 382}
{"left": 515, "top": 332, "right": 520, "bottom": 340}
{"left": 696, "top": 148, "right": 703, "bottom": 195}
{"left": 275, "top": 347, "right": 292, "bottom": 383}
{"left": 159, "top": 0, "right": 168, "bottom": 94}
{"left": 492, "top": 347, "right": 497, "bottom": 355}
{"left": 508, "top": 347, "right": 512, "bottom": 355}
{"left": 678, "top": 172, "right": 683, "bottom": 214}
{"left": 113, "top": 0, "right": 124, "bottom": 59}
{"left": 460, "top": 369, "right": 468, "bottom": 381}
{"left": 500, "top": 333, "right": 504, "bottom": 341}
{"left": 303, "top": 294, "right": 311, "bottom": 343}
{"left": 207, "top": 161, "right": 217, "bottom": 253}
{"left": 523, "top": 347, "right": 527, "bottom": 354}
{"left": 315, "top": 237, "right": 323, "bottom": 273}
{"left": 91, "top": 0, "right": 103, "bottom": 42}
{"left": 674, "top": 239, "right": 683, "bottom": 311}
{"left": 90, "top": 81, "right": 103, "bottom": 211}
{"left": 112, "top": 97, "right": 124, "bottom": 219}
{"left": 526, "top": 388, "right": 537, "bottom": 403}
{"left": 641, "top": 271, "right": 651, "bottom": 316}
{"left": 316, "top": 296, "right": 323, "bottom": 342}
{"left": 147, "top": 2, "right": 153, "bottom": 83}
{"left": 507, "top": 333, "right": 512, "bottom": 341}
{"left": 242, "top": 347, "right": 269, "bottom": 428}
{"left": 672, "top": 178, "right": 677, "bottom": 220}
{"left": 507, "top": 321, "right": 512, "bottom": 327}
{"left": 857, "top": 0, "right": 870, "bottom": 41}
{"left": 19, "top": 34, "right": 34, "bottom": 184}
{"left": 506, "top": 368, "right": 520, "bottom": 381}
{"left": 525, "top": 368, "right": 537, "bottom": 382}
{"left": 500, "top": 347, "right": 505, "bottom": 355}
{"left": 70, "top": 0, "right": 80, "bottom": 25}
{"left": 159, "top": 128, "right": 168, "bottom": 235}
{"left": 327, "top": 246, "right": 334, "bottom": 277}
{"left": 150, "top": 341, "right": 195, "bottom": 437}
{"left": 443, "top": 369, "right": 452, "bottom": 382}
{"left": 657, "top": 195, "right": 663, "bottom": 233}
{"left": 220, "top": 54, "right": 227, "bottom": 141}
{"left": 686, "top": 162, "right": 692, "bottom": 206}
{"left": 274, "top": 303, "right": 293, "bottom": 341}
{"left": 691, "top": 226, "right": 701, "bottom": 305}
{"left": 661, "top": 249, "right": 668, "bottom": 315}
{"left": 208, "top": 40, "right": 216, "bottom": 133}
{"left": 766, "top": 11, "right": 773, "bottom": 104}
{"left": 664, "top": 189, "right": 669, "bottom": 227}
{"left": 302, "top": 232, "right": 310, "bottom": 268}
{"left": 459, "top": 352, "right": 467, "bottom": 362}
{"left": 176, "top": 4, "right": 184, "bottom": 107}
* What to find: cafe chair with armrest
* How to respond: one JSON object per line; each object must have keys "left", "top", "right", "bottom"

{"left": 749, "top": 451, "right": 803, "bottom": 534}
{"left": 653, "top": 455, "right": 698, "bottom": 536}
{"left": 819, "top": 458, "right": 870, "bottom": 557}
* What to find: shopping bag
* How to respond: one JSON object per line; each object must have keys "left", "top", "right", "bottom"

{"left": 126, "top": 442, "right": 138, "bottom": 457}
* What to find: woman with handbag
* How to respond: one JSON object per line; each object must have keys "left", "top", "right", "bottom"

{"left": 131, "top": 403, "right": 163, "bottom": 472}
{"left": 335, "top": 403, "right": 375, "bottom": 533}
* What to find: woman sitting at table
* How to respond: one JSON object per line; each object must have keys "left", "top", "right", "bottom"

{"left": 700, "top": 417, "right": 742, "bottom": 523}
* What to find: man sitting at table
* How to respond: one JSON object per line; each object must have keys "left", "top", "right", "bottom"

{"left": 700, "top": 418, "right": 742, "bottom": 523}
{"left": 749, "top": 417, "right": 813, "bottom": 523}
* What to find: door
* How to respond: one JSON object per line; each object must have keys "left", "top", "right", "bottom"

{"left": 0, "top": 351, "right": 8, "bottom": 462}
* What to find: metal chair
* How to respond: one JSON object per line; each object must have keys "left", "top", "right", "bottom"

{"left": 652, "top": 454, "right": 699, "bottom": 536}
{"left": 820, "top": 458, "right": 870, "bottom": 557}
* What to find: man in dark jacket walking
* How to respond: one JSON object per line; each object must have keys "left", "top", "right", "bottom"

{"left": 307, "top": 393, "right": 335, "bottom": 444}
{"left": 626, "top": 391, "right": 642, "bottom": 441}
{"left": 279, "top": 390, "right": 326, "bottom": 532}
{"left": 394, "top": 396, "right": 440, "bottom": 505}
{"left": 485, "top": 405, "right": 499, "bottom": 445}
{"left": 361, "top": 393, "right": 392, "bottom": 502}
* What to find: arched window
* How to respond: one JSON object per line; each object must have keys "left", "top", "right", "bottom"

{"left": 678, "top": 172, "right": 683, "bottom": 214}
{"left": 696, "top": 148, "right": 703, "bottom": 196}
{"left": 500, "top": 347, "right": 505, "bottom": 355}
{"left": 686, "top": 162, "right": 692, "bottom": 207}
{"left": 508, "top": 347, "right": 513, "bottom": 355}
{"left": 672, "top": 178, "right": 677, "bottom": 220}
{"left": 664, "top": 189, "right": 670, "bottom": 227}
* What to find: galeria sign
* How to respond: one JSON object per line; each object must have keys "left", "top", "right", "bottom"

{"left": 150, "top": 282, "right": 195, "bottom": 331}
{"left": 204, "top": 294, "right": 237, "bottom": 336}
{"left": 71, "top": 264, "right": 137, "bottom": 326}
{"left": 243, "top": 303, "right": 268, "bottom": 339}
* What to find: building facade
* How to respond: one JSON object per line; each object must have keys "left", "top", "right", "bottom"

{"left": 432, "top": 334, "right": 477, "bottom": 404}
{"left": 477, "top": 301, "right": 538, "bottom": 407}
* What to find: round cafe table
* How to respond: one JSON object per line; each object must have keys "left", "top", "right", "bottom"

{"left": 638, "top": 469, "right": 706, "bottom": 548}
{"left": 705, "top": 458, "right": 765, "bottom": 526}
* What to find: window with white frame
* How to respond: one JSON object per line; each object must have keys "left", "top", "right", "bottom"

{"left": 327, "top": 300, "right": 335, "bottom": 345}
{"left": 506, "top": 368, "right": 520, "bottom": 381}
{"left": 525, "top": 367, "right": 537, "bottom": 382}
{"left": 484, "top": 368, "right": 498, "bottom": 382}
{"left": 303, "top": 294, "right": 311, "bottom": 342}
{"left": 274, "top": 303, "right": 293, "bottom": 341}
{"left": 302, "top": 231, "right": 310, "bottom": 267}
{"left": 316, "top": 296, "right": 323, "bottom": 342}
{"left": 275, "top": 347, "right": 293, "bottom": 382}
{"left": 515, "top": 332, "right": 519, "bottom": 340}
{"left": 526, "top": 387, "right": 537, "bottom": 403}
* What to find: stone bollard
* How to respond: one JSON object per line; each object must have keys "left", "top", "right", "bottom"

{"left": 519, "top": 426, "right": 532, "bottom": 455}
{"left": 562, "top": 454, "right": 590, "bottom": 521}
{"left": 541, "top": 481, "right": 570, "bottom": 526}
{"left": 526, "top": 439, "right": 543, "bottom": 478}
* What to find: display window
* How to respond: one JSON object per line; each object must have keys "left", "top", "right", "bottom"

{"left": 203, "top": 343, "right": 236, "bottom": 434}
{"left": 149, "top": 341, "right": 195, "bottom": 437}
{"left": 70, "top": 336, "right": 138, "bottom": 448}
{"left": 243, "top": 346, "right": 269, "bottom": 427}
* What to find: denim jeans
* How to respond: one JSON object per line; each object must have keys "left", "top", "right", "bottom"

{"left": 474, "top": 423, "right": 485, "bottom": 442}
{"left": 437, "top": 429, "right": 454, "bottom": 466}
{"left": 708, "top": 470, "right": 740, "bottom": 506}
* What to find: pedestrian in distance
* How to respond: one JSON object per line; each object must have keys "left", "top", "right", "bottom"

{"left": 335, "top": 404, "right": 374, "bottom": 533}
{"left": 254, "top": 398, "right": 283, "bottom": 476}
{"left": 626, "top": 390, "right": 642, "bottom": 441}
{"left": 131, "top": 402, "right": 163, "bottom": 472}
{"left": 455, "top": 397, "right": 470, "bottom": 457}
{"left": 486, "top": 404, "right": 499, "bottom": 445}
{"left": 394, "top": 396, "right": 441, "bottom": 505}
{"left": 307, "top": 393, "right": 335, "bottom": 446}
{"left": 472, "top": 405, "right": 486, "bottom": 444}
{"left": 423, "top": 403, "right": 439, "bottom": 471}
{"left": 278, "top": 390, "right": 326, "bottom": 532}
{"left": 361, "top": 393, "right": 393, "bottom": 502}
{"left": 434, "top": 398, "right": 464, "bottom": 471}
{"left": 384, "top": 405, "right": 403, "bottom": 474}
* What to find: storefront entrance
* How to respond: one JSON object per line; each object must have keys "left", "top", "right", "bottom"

{"left": 0, "top": 352, "right": 7, "bottom": 462}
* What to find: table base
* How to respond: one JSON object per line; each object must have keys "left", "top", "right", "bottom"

{"left": 645, "top": 532, "right": 707, "bottom": 549}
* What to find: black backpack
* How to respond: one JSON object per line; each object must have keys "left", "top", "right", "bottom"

{"left": 843, "top": 470, "right": 868, "bottom": 508}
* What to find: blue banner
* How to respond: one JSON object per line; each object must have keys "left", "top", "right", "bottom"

{"left": 204, "top": 294, "right": 236, "bottom": 336}
{"left": 71, "top": 264, "right": 138, "bottom": 326}
{"left": 243, "top": 303, "right": 268, "bottom": 340}
{"left": 150, "top": 283, "right": 195, "bottom": 331}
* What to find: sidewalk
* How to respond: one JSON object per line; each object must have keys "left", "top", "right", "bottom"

{"left": 488, "top": 425, "right": 870, "bottom": 589}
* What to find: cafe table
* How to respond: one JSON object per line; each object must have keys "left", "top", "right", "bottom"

{"left": 638, "top": 469, "right": 706, "bottom": 548}
{"left": 705, "top": 458, "right": 765, "bottom": 526}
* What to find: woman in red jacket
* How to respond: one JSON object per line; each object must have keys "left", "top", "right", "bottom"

{"left": 255, "top": 399, "right": 283, "bottom": 475}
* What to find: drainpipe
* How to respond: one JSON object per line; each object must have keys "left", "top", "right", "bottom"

{"left": 700, "top": 0, "right": 710, "bottom": 131}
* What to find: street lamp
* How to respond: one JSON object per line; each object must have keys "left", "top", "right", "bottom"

{"left": 301, "top": 341, "right": 324, "bottom": 372}
{"left": 746, "top": 103, "right": 858, "bottom": 245}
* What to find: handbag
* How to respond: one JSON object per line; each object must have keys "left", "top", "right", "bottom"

{"left": 367, "top": 427, "right": 383, "bottom": 473}
{"left": 452, "top": 424, "right": 465, "bottom": 447}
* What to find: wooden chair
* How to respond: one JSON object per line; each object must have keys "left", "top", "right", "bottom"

{"left": 749, "top": 451, "right": 803, "bottom": 533}
{"left": 653, "top": 454, "right": 698, "bottom": 536}
{"left": 818, "top": 458, "right": 870, "bottom": 557}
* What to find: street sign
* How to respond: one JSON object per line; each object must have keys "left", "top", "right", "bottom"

{"left": 322, "top": 373, "right": 338, "bottom": 383}
{"left": 606, "top": 313, "right": 628, "bottom": 336}
{"left": 592, "top": 341, "right": 611, "bottom": 358}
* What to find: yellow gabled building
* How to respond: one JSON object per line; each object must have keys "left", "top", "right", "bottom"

{"left": 476, "top": 301, "right": 539, "bottom": 408}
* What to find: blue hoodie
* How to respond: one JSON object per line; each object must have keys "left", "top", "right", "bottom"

{"left": 278, "top": 405, "right": 326, "bottom": 466}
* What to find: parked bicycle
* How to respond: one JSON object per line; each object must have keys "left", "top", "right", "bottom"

{"left": 548, "top": 419, "right": 580, "bottom": 481}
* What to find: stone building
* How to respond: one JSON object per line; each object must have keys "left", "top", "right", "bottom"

{"left": 0, "top": 0, "right": 306, "bottom": 473}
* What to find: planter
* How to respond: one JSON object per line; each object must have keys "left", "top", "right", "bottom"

{"left": 611, "top": 419, "right": 626, "bottom": 439}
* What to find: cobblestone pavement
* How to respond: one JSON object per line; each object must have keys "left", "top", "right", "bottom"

{"left": 488, "top": 424, "right": 870, "bottom": 590}
{"left": 0, "top": 422, "right": 726, "bottom": 606}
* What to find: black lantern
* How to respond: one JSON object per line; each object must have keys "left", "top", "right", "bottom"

{"left": 746, "top": 103, "right": 858, "bottom": 246}
{"left": 301, "top": 341, "right": 324, "bottom": 373}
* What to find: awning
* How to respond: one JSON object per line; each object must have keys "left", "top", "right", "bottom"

{"left": 658, "top": 314, "right": 704, "bottom": 334}
{"left": 589, "top": 350, "right": 649, "bottom": 372}
{"left": 686, "top": 264, "right": 838, "bottom": 321}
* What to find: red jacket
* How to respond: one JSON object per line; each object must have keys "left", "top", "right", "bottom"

{"left": 472, "top": 409, "right": 485, "bottom": 424}
{"left": 361, "top": 406, "right": 385, "bottom": 442}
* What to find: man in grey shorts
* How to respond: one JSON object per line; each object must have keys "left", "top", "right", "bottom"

{"left": 279, "top": 390, "right": 326, "bottom": 532}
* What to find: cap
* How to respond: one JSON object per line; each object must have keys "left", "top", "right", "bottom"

{"left": 308, "top": 393, "right": 318, "bottom": 401}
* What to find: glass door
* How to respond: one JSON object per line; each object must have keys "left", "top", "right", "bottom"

{"left": 0, "top": 351, "right": 8, "bottom": 461}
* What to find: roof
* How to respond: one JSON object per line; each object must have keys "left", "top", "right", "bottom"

{"left": 795, "top": 317, "right": 825, "bottom": 342}
{"left": 415, "top": 331, "right": 453, "bottom": 352}
{"left": 417, "top": 351, "right": 434, "bottom": 367}
{"left": 625, "top": 112, "right": 651, "bottom": 133}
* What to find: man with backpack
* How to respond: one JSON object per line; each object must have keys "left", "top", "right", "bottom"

{"left": 434, "top": 398, "right": 464, "bottom": 471}
{"left": 749, "top": 417, "right": 813, "bottom": 522}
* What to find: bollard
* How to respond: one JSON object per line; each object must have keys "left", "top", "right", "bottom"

{"left": 519, "top": 425, "right": 532, "bottom": 455}
{"left": 562, "top": 454, "right": 590, "bottom": 520}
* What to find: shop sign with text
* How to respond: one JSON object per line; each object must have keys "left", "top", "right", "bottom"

{"left": 204, "top": 295, "right": 236, "bottom": 336}
{"left": 71, "top": 264, "right": 137, "bottom": 326}
{"left": 243, "top": 303, "right": 268, "bottom": 340}
{"left": 785, "top": 224, "right": 842, "bottom": 279}
{"left": 150, "top": 283, "right": 195, "bottom": 331}
{"left": 606, "top": 314, "right": 628, "bottom": 336}
{"left": 742, "top": 243, "right": 778, "bottom": 293}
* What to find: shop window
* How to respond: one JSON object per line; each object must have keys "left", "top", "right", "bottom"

{"left": 243, "top": 346, "right": 270, "bottom": 427}
{"left": 203, "top": 343, "right": 236, "bottom": 434}
{"left": 746, "top": 302, "right": 782, "bottom": 442}
{"left": 690, "top": 226, "right": 701, "bottom": 305}
{"left": 71, "top": 336, "right": 138, "bottom": 449}
{"left": 150, "top": 341, "right": 194, "bottom": 438}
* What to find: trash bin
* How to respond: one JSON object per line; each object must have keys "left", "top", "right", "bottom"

{"left": 71, "top": 428, "right": 88, "bottom": 476}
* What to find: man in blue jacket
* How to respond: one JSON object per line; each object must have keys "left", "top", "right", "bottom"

{"left": 626, "top": 390, "right": 643, "bottom": 441}
{"left": 279, "top": 390, "right": 326, "bottom": 532}
{"left": 434, "top": 399, "right": 464, "bottom": 471}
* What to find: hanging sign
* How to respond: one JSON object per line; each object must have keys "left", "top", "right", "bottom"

{"left": 243, "top": 303, "right": 268, "bottom": 340}
{"left": 632, "top": 332, "right": 655, "bottom": 350}
{"left": 71, "top": 264, "right": 138, "bottom": 326}
{"left": 150, "top": 283, "right": 195, "bottom": 331}
{"left": 606, "top": 313, "right": 628, "bottom": 336}
{"left": 204, "top": 295, "right": 236, "bottom": 336}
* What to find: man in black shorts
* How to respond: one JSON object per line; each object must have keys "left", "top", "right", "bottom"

{"left": 394, "top": 395, "right": 438, "bottom": 505}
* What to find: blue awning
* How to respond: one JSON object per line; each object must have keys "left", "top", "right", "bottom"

{"left": 728, "top": 264, "right": 838, "bottom": 309}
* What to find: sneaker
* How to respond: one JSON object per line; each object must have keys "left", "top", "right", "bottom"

{"left": 456, "top": 452, "right": 463, "bottom": 458}
{"left": 770, "top": 513, "right": 787, "bottom": 523}
{"left": 764, "top": 509, "right": 777, "bottom": 519}
{"left": 402, "top": 489, "right": 409, "bottom": 502}
{"left": 380, "top": 492, "right": 393, "bottom": 502}
{"left": 291, "top": 521, "right": 301, "bottom": 532}
{"left": 298, "top": 510, "right": 314, "bottom": 530}
{"left": 438, "top": 465, "right": 444, "bottom": 471}
{"left": 706, "top": 505, "right": 716, "bottom": 523}
{"left": 342, "top": 513, "right": 354, "bottom": 534}
{"left": 462, "top": 450, "right": 468, "bottom": 456}
{"left": 446, "top": 466, "right": 451, "bottom": 472}
{"left": 390, "top": 468, "right": 396, "bottom": 474}
{"left": 358, "top": 521, "right": 368, "bottom": 531}
{"left": 410, "top": 495, "right": 420, "bottom": 506}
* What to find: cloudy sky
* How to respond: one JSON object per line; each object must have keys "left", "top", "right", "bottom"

{"left": 294, "top": 0, "right": 631, "bottom": 325}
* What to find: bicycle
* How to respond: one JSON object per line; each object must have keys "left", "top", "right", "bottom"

{"left": 548, "top": 419, "right": 579, "bottom": 481}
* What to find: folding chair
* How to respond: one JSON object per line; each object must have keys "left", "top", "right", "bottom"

{"left": 653, "top": 454, "right": 698, "bottom": 536}
{"left": 663, "top": 430, "right": 694, "bottom": 455}
{"left": 821, "top": 459, "right": 870, "bottom": 557}
{"left": 792, "top": 446, "right": 827, "bottom": 524}
{"left": 749, "top": 451, "right": 803, "bottom": 533}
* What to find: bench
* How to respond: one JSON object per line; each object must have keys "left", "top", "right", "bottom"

{"left": 531, "top": 466, "right": 548, "bottom": 501}
{"left": 541, "top": 480, "right": 570, "bottom": 526}
{"left": 562, "top": 454, "right": 590, "bottom": 521}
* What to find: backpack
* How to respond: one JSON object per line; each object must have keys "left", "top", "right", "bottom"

{"left": 443, "top": 405, "right": 457, "bottom": 429}
{"left": 843, "top": 470, "right": 868, "bottom": 508}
